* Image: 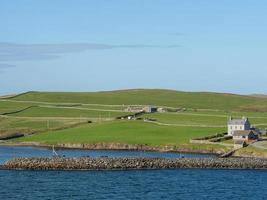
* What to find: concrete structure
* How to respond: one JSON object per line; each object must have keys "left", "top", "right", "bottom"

{"left": 157, "top": 107, "right": 166, "bottom": 113}
{"left": 125, "top": 106, "right": 157, "bottom": 113}
{"left": 227, "top": 117, "right": 251, "bottom": 136}
{"left": 143, "top": 106, "right": 157, "bottom": 113}
{"left": 232, "top": 130, "right": 258, "bottom": 141}
{"left": 124, "top": 106, "right": 144, "bottom": 113}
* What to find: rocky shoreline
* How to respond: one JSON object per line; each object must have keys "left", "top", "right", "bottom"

{"left": 3, "top": 157, "right": 267, "bottom": 170}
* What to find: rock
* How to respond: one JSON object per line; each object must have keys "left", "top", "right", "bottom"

{"left": 3, "top": 157, "right": 267, "bottom": 171}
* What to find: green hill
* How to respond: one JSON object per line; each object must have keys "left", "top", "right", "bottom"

{"left": 2, "top": 89, "right": 267, "bottom": 155}
{"left": 9, "top": 89, "right": 267, "bottom": 111}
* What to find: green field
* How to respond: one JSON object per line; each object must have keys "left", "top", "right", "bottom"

{"left": 6, "top": 106, "right": 127, "bottom": 118}
{"left": 143, "top": 112, "right": 267, "bottom": 127}
{"left": 17, "top": 120, "right": 225, "bottom": 145}
{"left": 0, "top": 100, "right": 36, "bottom": 114}
{"left": 0, "top": 98, "right": 129, "bottom": 136}
{"left": 0, "top": 116, "right": 85, "bottom": 136}
{"left": 10, "top": 89, "right": 267, "bottom": 111}
{"left": 1, "top": 89, "right": 267, "bottom": 154}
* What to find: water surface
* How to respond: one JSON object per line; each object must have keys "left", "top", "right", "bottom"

{"left": 0, "top": 146, "right": 266, "bottom": 200}
{"left": 0, "top": 169, "right": 267, "bottom": 199}
{"left": 0, "top": 146, "right": 212, "bottom": 164}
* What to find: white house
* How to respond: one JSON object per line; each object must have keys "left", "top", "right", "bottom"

{"left": 227, "top": 116, "right": 251, "bottom": 136}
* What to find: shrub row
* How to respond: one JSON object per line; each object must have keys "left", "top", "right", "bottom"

{"left": 193, "top": 132, "right": 227, "bottom": 141}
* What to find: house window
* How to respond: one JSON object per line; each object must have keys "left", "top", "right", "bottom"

{"left": 240, "top": 126, "right": 242, "bottom": 129}
{"left": 230, "top": 126, "right": 232, "bottom": 130}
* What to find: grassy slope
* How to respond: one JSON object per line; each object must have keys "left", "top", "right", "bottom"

{"left": 0, "top": 116, "right": 84, "bottom": 136}
{"left": 0, "top": 118, "right": 70, "bottom": 132}
{"left": 0, "top": 101, "right": 35, "bottom": 114}
{"left": 234, "top": 146, "right": 267, "bottom": 158}
{"left": 18, "top": 121, "right": 225, "bottom": 146}
{"left": 6, "top": 106, "right": 127, "bottom": 118}
{"left": 10, "top": 89, "right": 267, "bottom": 111}
{"left": 0, "top": 101, "right": 127, "bottom": 137}
{"left": 143, "top": 112, "right": 267, "bottom": 127}
{"left": 4, "top": 89, "right": 267, "bottom": 154}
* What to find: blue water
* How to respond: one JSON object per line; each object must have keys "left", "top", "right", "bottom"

{"left": 1, "top": 169, "right": 267, "bottom": 199}
{"left": 0, "top": 146, "right": 267, "bottom": 200}
{"left": 0, "top": 146, "right": 212, "bottom": 164}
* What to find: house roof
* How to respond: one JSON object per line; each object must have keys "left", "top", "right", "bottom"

{"left": 234, "top": 140, "right": 245, "bottom": 145}
{"left": 228, "top": 118, "right": 249, "bottom": 125}
{"left": 233, "top": 130, "right": 256, "bottom": 137}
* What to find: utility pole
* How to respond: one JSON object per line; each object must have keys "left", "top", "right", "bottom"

{"left": 47, "top": 120, "right": 50, "bottom": 129}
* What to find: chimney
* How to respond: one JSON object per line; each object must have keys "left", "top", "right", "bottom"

{"left": 242, "top": 116, "right": 248, "bottom": 121}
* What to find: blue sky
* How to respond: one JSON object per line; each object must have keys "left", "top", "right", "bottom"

{"left": 0, "top": 0, "right": 267, "bottom": 95}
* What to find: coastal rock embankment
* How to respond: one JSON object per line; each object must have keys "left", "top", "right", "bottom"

{"left": 3, "top": 157, "right": 267, "bottom": 170}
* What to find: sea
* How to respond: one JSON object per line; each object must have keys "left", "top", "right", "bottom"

{"left": 0, "top": 146, "right": 266, "bottom": 200}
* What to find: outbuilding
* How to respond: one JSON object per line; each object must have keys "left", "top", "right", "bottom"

{"left": 232, "top": 130, "right": 258, "bottom": 141}
{"left": 143, "top": 106, "right": 158, "bottom": 113}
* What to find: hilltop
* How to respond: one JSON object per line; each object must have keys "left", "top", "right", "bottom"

{"left": 8, "top": 89, "right": 267, "bottom": 111}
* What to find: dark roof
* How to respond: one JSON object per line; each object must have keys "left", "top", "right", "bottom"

{"left": 234, "top": 140, "right": 245, "bottom": 145}
{"left": 228, "top": 118, "right": 249, "bottom": 125}
{"left": 233, "top": 130, "right": 257, "bottom": 137}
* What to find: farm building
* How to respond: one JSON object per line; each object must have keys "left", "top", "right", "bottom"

{"left": 124, "top": 106, "right": 144, "bottom": 113}
{"left": 143, "top": 106, "right": 158, "bottom": 113}
{"left": 125, "top": 106, "right": 157, "bottom": 113}
{"left": 227, "top": 117, "right": 251, "bottom": 136}
{"left": 232, "top": 130, "right": 258, "bottom": 141}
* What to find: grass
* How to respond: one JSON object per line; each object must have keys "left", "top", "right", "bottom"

{"left": 2, "top": 89, "right": 267, "bottom": 155}
{"left": 185, "top": 109, "right": 267, "bottom": 118}
{"left": 10, "top": 89, "right": 267, "bottom": 111}
{"left": 0, "top": 118, "right": 74, "bottom": 129}
{"left": 144, "top": 112, "right": 227, "bottom": 126}
{"left": 234, "top": 146, "right": 267, "bottom": 158}
{"left": 0, "top": 116, "right": 85, "bottom": 136}
{"left": 0, "top": 100, "right": 35, "bottom": 114}
{"left": 17, "top": 120, "right": 225, "bottom": 146}
{"left": 143, "top": 112, "right": 267, "bottom": 127}
{"left": 6, "top": 106, "right": 128, "bottom": 118}
{"left": 80, "top": 104, "right": 125, "bottom": 111}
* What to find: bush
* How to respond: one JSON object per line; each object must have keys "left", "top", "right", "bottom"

{"left": 193, "top": 133, "right": 226, "bottom": 140}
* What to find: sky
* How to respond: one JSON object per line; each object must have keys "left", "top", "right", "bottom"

{"left": 0, "top": 0, "right": 267, "bottom": 95}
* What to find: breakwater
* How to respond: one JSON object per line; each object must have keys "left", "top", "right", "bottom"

{"left": 3, "top": 157, "right": 267, "bottom": 170}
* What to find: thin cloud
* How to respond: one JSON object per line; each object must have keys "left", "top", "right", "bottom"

{"left": 0, "top": 42, "right": 180, "bottom": 62}
{"left": 0, "top": 63, "right": 15, "bottom": 68}
{"left": 0, "top": 42, "right": 180, "bottom": 71}
{"left": 0, "top": 63, "right": 16, "bottom": 73}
